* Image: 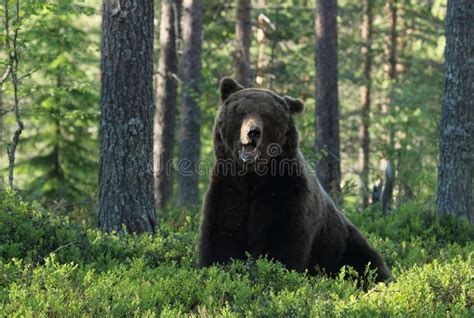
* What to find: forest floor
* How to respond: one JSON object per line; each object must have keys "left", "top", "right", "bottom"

{"left": 0, "top": 191, "right": 473, "bottom": 316}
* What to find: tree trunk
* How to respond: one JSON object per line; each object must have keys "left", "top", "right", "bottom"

{"left": 396, "top": 4, "right": 413, "bottom": 204}
{"left": 6, "top": 0, "right": 23, "bottom": 191}
{"left": 178, "top": 0, "right": 202, "bottom": 206}
{"left": 154, "top": 0, "right": 179, "bottom": 209}
{"left": 0, "top": 83, "right": 3, "bottom": 144}
{"left": 315, "top": 0, "right": 341, "bottom": 203}
{"left": 381, "top": 161, "right": 393, "bottom": 215}
{"left": 256, "top": 12, "right": 267, "bottom": 87}
{"left": 175, "top": 0, "right": 183, "bottom": 60}
{"left": 98, "top": 0, "right": 157, "bottom": 234}
{"left": 379, "top": 0, "right": 398, "bottom": 213}
{"left": 436, "top": 0, "right": 473, "bottom": 223}
{"left": 384, "top": 0, "right": 397, "bottom": 86}
{"left": 0, "top": 34, "right": 4, "bottom": 142}
{"left": 235, "top": 0, "right": 252, "bottom": 87}
{"left": 358, "top": 0, "right": 373, "bottom": 209}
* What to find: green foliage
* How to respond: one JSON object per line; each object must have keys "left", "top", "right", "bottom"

{"left": 1, "top": 0, "right": 99, "bottom": 205}
{"left": 1, "top": 0, "right": 449, "bottom": 210}
{"left": 19, "top": 1, "right": 99, "bottom": 202}
{"left": 1, "top": 192, "right": 473, "bottom": 316}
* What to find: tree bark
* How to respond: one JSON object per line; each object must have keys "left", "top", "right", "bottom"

{"left": 436, "top": 0, "right": 473, "bottom": 223}
{"left": 235, "top": 0, "right": 252, "bottom": 87}
{"left": 314, "top": 0, "right": 341, "bottom": 203}
{"left": 358, "top": 0, "right": 373, "bottom": 209}
{"left": 98, "top": 0, "right": 157, "bottom": 234}
{"left": 178, "top": 0, "right": 202, "bottom": 206}
{"left": 154, "top": 0, "right": 179, "bottom": 209}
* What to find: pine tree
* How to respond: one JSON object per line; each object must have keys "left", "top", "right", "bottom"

{"left": 23, "top": 2, "right": 98, "bottom": 201}
{"left": 436, "top": 0, "right": 473, "bottom": 223}
{"left": 154, "top": 0, "right": 180, "bottom": 208}
{"left": 235, "top": 0, "right": 252, "bottom": 87}
{"left": 98, "top": 0, "right": 157, "bottom": 234}
{"left": 178, "top": 0, "right": 203, "bottom": 206}
{"left": 314, "top": 0, "right": 341, "bottom": 202}
{"left": 358, "top": 0, "right": 373, "bottom": 208}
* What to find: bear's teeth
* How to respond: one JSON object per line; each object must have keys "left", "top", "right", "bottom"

{"left": 240, "top": 146, "right": 258, "bottom": 162}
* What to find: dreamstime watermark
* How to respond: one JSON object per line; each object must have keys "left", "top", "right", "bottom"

{"left": 149, "top": 143, "right": 323, "bottom": 178}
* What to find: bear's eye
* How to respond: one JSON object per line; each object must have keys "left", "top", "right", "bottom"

{"left": 237, "top": 112, "right": 246, "bottom": 119}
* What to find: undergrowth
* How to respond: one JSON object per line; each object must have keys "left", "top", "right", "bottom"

{"left": 0, "top": 191, "right": 472, "bottom": 316}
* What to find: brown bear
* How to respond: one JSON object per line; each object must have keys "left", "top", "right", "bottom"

{"left": 198, "top": 77, "right": 391, "bottom": 282}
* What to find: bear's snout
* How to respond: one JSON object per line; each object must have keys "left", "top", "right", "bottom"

{"left": 247, "top": 127, "right": 261, "bottom": 144}
{"left": 240, "top": 115, "right": 263, "bottom": 146}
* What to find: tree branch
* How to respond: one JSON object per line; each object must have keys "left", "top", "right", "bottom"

{"left": 0, "top": 65, "right": 11, "bottom": 84}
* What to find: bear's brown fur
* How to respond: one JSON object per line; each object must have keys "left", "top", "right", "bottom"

{"left": 198, "top": 77, "right": 391, "bottom": 282}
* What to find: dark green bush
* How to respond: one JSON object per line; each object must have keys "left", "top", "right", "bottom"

{"left": 0, "top": 191, "right": 197, "bottom": 269}
{"left": 0, "top": 191, "right": 473, "bottom": 316}
{"left": 0, "top": 190, "right": 87, "bottom": 263}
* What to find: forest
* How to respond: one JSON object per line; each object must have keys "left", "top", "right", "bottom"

{"left": 0, "top": 0, "right": 473, "bottom": 316}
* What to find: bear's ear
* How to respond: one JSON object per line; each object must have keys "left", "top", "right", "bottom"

{"left": 220, "top": 77, "right": 244, "bottom": 102}
{"left": 284, "top": 96, "right": 304, "bottom": 115}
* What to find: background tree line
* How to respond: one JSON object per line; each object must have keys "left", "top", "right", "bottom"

{"left": 0, "top": 0, "right": 472, "bottom": 233}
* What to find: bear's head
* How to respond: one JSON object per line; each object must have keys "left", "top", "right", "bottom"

{"left": 213, "top": 77, "right": 304, "bottom": 171}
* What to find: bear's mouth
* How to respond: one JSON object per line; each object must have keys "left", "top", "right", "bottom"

{"left": 239, "top": 144, "right": 259, "bottom": 163}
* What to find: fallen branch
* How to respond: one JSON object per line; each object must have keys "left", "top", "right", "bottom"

{"left": 49, "top": 241, "right": 78, "bottom": 255}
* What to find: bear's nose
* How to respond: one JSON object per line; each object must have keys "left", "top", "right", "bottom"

{"left": 247, "top": 127, "right": 261, "bottom": 144}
